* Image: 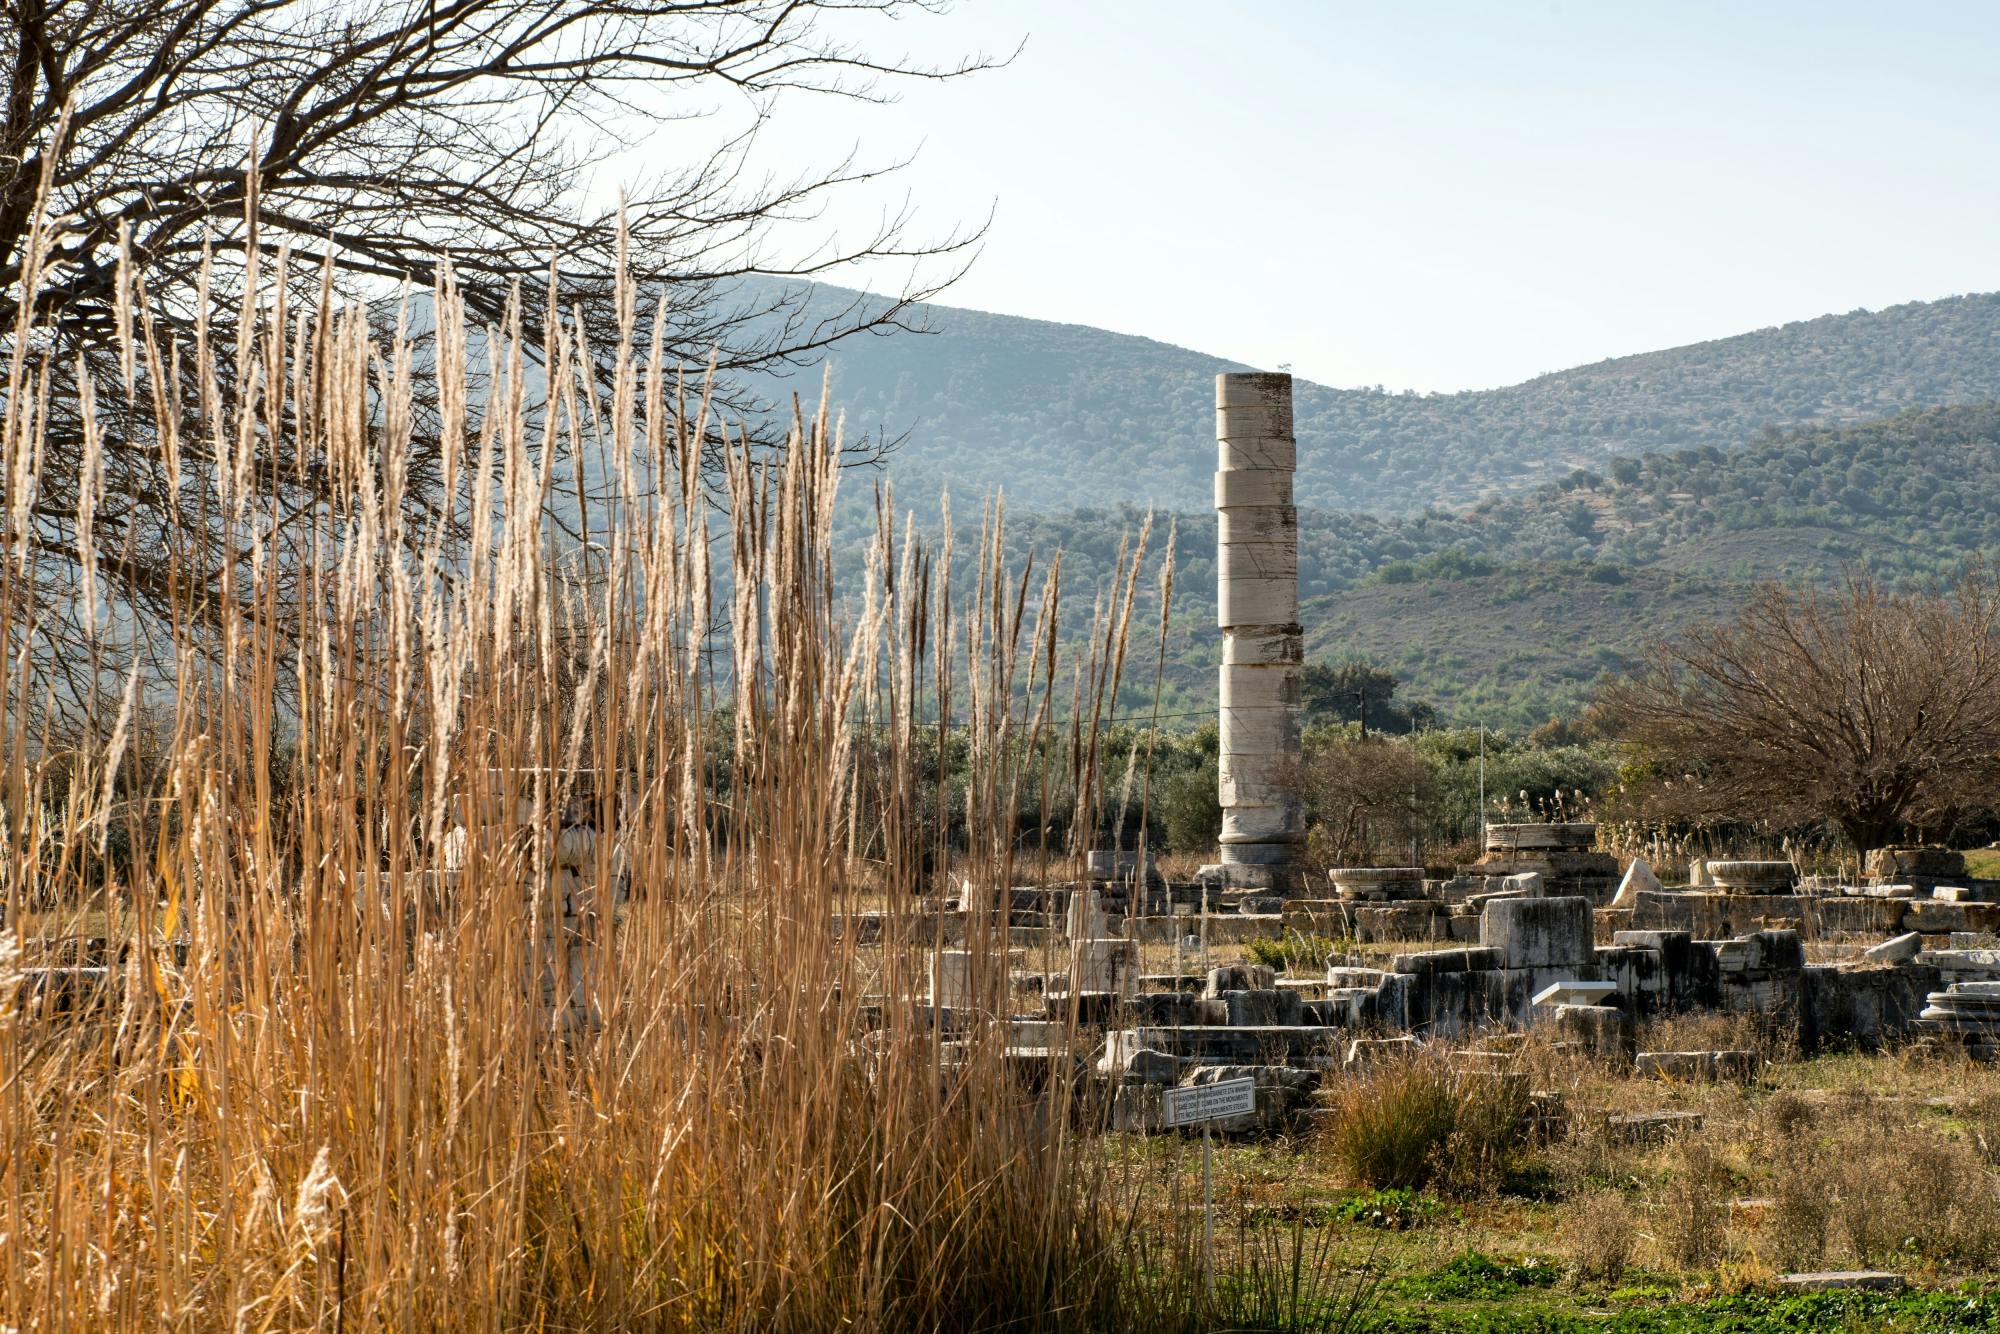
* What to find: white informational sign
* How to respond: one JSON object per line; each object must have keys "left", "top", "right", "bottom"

{"left": 1162, "top": 1076, "right": 1257, "bottom": 1128}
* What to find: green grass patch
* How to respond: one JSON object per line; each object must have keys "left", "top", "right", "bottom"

{"left": 1397, "top": 1250, "right": 1561, "bottom": 1301}
{"left": 1246, "top": 931, "right": 1348, "bottom": 973}
{"left": 1370, "top": 1281, "right": 2000, "bottom": 1332}
{"left": 1966, "top": 849, "right": 2000, "bottom": 881}
{"left": 1333, "top": 1187, "right": 1442, "bottom": 1231}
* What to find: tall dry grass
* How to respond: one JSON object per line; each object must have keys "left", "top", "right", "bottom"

{"left": 0, "top": 180, "right": 1234, "bottom": 1330}
{"left": 1320, "top": 1052, "right": 1531, "bottom": 1197}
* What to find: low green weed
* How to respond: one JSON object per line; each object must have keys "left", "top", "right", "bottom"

{"left": 1247, "top": 931, "right": 1348, "bottom": 973}
{"left": 1398, "top": 1250, "right": 1561, "bottom": 1301}
{"left": 1334, "top": 1187, "right": 1441, "bottom": 1230}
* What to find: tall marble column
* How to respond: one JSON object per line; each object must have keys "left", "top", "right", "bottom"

{"left": 1215, "top": 372, "right": 1303, "bottom": 885}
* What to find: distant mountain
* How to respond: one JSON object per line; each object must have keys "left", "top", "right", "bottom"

{"left": 782, "top": 285, "right": 2000, "bottom": 515}
{"left": 1309, "top": 402, "right": 2000, "bottom": 722}
{"left": 1390, "top": 402, "right": 2000, "bottom": 585}
{"left": 925, "top": 403, "right": 2000, "bottom": 729}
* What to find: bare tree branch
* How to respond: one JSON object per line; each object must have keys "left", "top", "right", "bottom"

{"left": 1600, "top": 568, "right": 2000, "bottom": 850}
{"left": 1, "top": 0, "right": 994, "bottom": 688}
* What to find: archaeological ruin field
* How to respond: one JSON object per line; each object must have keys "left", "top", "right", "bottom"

{"left": 9, "top": 194, "right": 2000, "bottom": 1334}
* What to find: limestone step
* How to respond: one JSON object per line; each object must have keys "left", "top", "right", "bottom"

{"left": 1106, "top": 1025, "right": 1346, "bottom": 1069}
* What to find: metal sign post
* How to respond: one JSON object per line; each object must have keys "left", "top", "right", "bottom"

{"left": 1199, "top": 880, "right": 1209, "bottom": 972}
{"left": 1203, "top": 1121, "right": 1214, "bottom": 1300}
{"left": 1478, "top": 723, "right": 1487, "bottom": 847}
{"left": 1162, "top": 1076, "right": 1257, "bottom": 1301}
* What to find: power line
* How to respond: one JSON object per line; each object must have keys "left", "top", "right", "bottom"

{"left": 1105, "top": 708, "right": 1213, "bottom": 725}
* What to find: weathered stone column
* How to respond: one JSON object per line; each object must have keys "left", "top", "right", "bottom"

{"left": 1215, "top": 372, "right": 1303, "bottom": 885}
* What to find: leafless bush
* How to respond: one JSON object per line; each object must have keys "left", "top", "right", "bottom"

{"left": 1289, "top": 736, "right": 1433, "bottom": 869}
{"left": 1942, "top": 1173, "right": 2000, "bottom": 1271}
{"left": 1967, "top": 1095, "right": 2000, "bottom": 1167}
{"left": 1654, "top": 1140, "right": 1732, "bottom": 1271}
{"left": 1898, "top": 1133, "right": 2000, "bottom": 1269}
{"left": 1767, "top": 1143, "right": 1835, "bottom": 1271}
{"left": 1760, "top": 1090, "right": 1817, "bottom": 1143}
{"left": 1544, "top": 1113, "right": 1628, "bottom": 1197}
{"left": 1901, "top": 1133, "right": 1964, "bottom": 1225}
{"left": 1831, "top": 1124, "right": 1904, "bottom": 1266}
{"left": 1566, "top": 1190, "right": 1639, "bottom": 1286}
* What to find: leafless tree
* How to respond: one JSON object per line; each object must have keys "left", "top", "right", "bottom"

{"left": 1599, "top": 570, "right": 2000, "bottom": 852}
{"left": 0, "top": 0, "right": 992, "bottom": 688}
{"left": 1290, "top": 734, "right": 1433, "bottom": 869}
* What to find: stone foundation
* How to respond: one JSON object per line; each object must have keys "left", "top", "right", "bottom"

{"left": 1458, "top": 823, "right": 1620, "bottom": 903}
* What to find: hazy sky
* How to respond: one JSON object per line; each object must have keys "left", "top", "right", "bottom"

{"left": 635, "top": 2, "right": 2000, "bottom": 393}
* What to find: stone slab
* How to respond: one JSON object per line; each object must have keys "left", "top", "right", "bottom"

{"left": 1110, "top": 1025, "right": 1347, "bottom": 1067}
{"left": 1389, "top": 946, "right": 1503, "bottom": 975}
{"left": 1609, "top": 858, "right": 1663, "bottom": 909}
{"left": 1635, "top": 1049, "right": 1759, "bottom": 1082}
{"left": 1915, "top": 949, "right": 2000, "bottom": 974}
{"left": 1480, "top": 896, "right": 1595, "bottom": 970}
{"left": 1775, "top": 1271, "right": 1905, "bottom": 1293}
{"left": 1605, "top": 1110, "right": 1704, "bottom": 1144}
{"left": 1532, "top": 979, "right": 1618, "bottom": 1007}
{"left": 1355, "top": 902, "right": 1450, "bottom": 943}
{"left": 1861, "top": 931, "right": 1922, "bottom": 965}
{"left": 1554, "top": 1003, "right": 1633, "bottom": 1057}
{"left": 1903, "top": 901, "right": 2000, "bottom": 934}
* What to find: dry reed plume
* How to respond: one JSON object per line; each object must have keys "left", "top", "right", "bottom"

{"left": 0, "top": 164, "right": 1210, "bottom": 1329}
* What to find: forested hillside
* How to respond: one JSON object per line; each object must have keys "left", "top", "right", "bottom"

{"left": 783, "top": 282, "right": 2000, "bottom": 515}
{"left": 1379, "top": 402, "right": 2000, "bottom": 584}
{"left": 858, "top": 404, "right": 2000, "bottom": 729}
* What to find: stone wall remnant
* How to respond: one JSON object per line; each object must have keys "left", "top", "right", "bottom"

{"left": 1463, "top": 822, "right": 1619, "bottom": 901}
{"left": 1327, "top": 866, "right": 1425, "bottom": 901}
{"left": 1706, "top": 860, "right": 1798, "bottom": 892}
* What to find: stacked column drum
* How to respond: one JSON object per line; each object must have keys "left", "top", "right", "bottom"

{"left": 1215, "top": 372, "right": 1303, "bottom": 880}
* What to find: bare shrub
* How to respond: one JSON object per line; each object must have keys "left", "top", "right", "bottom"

{"left": 1830, "top": 1124, "right": 1903, "bottom": 1266}
{"left": 1544, "top": 1114, "right": 1627, "bottom": 1196}
{"left": 1654, "top": 1140, "right": 1732, "bottom": 1272}
{"left": 1901, "top": 1134, "right": 1964, "bottom": 1225}
{"left": 1940, "top": 1173, "right": 2000, "bottom": 1271}
{"left": 1759, "top": 1090, "right": 1817, "bottom": 1144}
{"left": 1767, "top": 1143, "right": 1835, "bottom": 1271}
{"left": 1566, "top": 1191, "right": 1639, "bottom": 1286}
{"left": 1900, "top": 1133, "right": 2000, "bottom": 1269}
{"left": 1967, "top": 1095, "right": 2000, "bottom": 1167}
{"left": 1291, "top": 735, "right": 1433, "bottom": 869}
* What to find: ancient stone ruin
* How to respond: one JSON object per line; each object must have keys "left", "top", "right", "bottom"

{"left": 1465, "top": 822, "right": 1621, "bottom": 900}
{"left": 926, "top": 839, "right": 2000, "bottom": 1134}
{"left": 888, "top": 436, "right": 2000, "bottom": 1139}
